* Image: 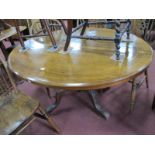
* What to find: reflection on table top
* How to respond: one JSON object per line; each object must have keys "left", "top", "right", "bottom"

{"left": 8, "top": 28, "right": 153, "bottom": 90}
{"left": 0, "top": 26, "right": 26, "bottom": 41}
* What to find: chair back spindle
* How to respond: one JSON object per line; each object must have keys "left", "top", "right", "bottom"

{"left": 0, "top": 57, "right": 17, "bottom": 95}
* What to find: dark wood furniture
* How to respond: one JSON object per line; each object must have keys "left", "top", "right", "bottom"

{"left": 0, "top": 57, "right": 59, "bottom": 135}
{"left": 61, "top": 19, "right": 131, "bottom": 60}
{"left": 8, "top": 27, "right": 153, "bottom": 120}
{"left": 14, "top": 19, "right": 131, "bottom": 60}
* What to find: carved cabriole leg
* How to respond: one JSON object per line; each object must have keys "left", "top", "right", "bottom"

{"left": 130, "top": 79, "right": 137, "bottom": 112}
{"left": 14, "top": 19, "right": 25, "bottom": 50}
{"left": 144, "top": 69, "right": 149, "bottom": 88}
{"left": 64, "top": 20, "right": 73, "bottom": 51}
{"left": 46, "top": 90, "right": 64, "bottom": 114}
{"left": 126, "top": 19, "right": 131, "bottom": 39}
{"left": 39, "top": 105, "right": 60, "bottom": 133}
{"left": 80, "top": 19, "right": 88, "bottom": 36}
{"left": 88, "top": 90, "right": 110, "bottom": 120}
{"left": 115, "top": 19, "right": 121, "bottom": 60}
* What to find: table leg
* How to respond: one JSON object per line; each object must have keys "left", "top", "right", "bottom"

{"left": 88, "top": 90, "right": 110, "bottom": 120}
{"left": 45, "top": 89, "right": 110, "bottom": 120}
{"left": 46, "top": 91, "right": 64, "bottom": 114}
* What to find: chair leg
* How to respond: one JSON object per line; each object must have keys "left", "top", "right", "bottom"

{"left": 152, "top": 95, "right": 155, "bottom": 110}
{"left": 130, "top": 79, "right": 137, "bottom": 112}
{"left": 14, "top": 19, "right": 25, "bottom": 49}
{"left": 64, "top": 20, "right": 73, "bottom": 51}
{"left": 39, "top": 105, "right": 60, "bottom": 133}
{"left": 144, "top": 69, "right": 149, "bottom": 88}
{"left": 41, "top": 19, "right": 57, "bottom": 48}
{"left": 80, "top": 19, "right": 88, "bottom": 35}
{"left": 10, "top": 116, "right": 36, "bottom": 135}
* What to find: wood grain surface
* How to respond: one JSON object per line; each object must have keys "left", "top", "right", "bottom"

{"left": 8, "top": 28, "right": 153, "bottom": 90}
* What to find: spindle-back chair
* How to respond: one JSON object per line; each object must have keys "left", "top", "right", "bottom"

{"left": 0, "top": 57, "right": 60, "bottom": 134}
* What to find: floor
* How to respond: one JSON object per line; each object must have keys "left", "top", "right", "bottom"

{"left": 17, "top": 53, "right": 155, "bottom": 135}
{"left": 1, "top": 41, "right": 155, "bottom": 135}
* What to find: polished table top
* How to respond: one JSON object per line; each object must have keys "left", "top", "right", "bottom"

{"left": 8, "top": 28, "right": 153, "bottom": 90}
{"left": 0, "top": 26, "right": 26, "bottom": 41}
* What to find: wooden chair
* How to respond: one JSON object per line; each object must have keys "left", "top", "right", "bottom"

{"left": 0, "top": 57, "right": 60, "bottom": 135}
{"left": 14, "top": 19, "right": 65, "bottom": 51}
{"left": 29, "top": 20, "right": 42, "bottom": 35}
{"left": 144, "top": 20, "right": 155, "bottom": 112}
{"left": 0, "top": 21, "right": 24, "bottom": 86}
{"left": 129, "top": 69, "right": 149, "bottom": 111}
{"left": 131, "top": 20, "right": 155, "bottom": 43}
{"left": 129, "top": 20, "right": 150, "bottom": 111}
{"left": 61, "top": 19, "right": 131, "bottom": 60}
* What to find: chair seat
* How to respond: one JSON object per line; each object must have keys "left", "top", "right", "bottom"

{"left": 0, "top": 90, "right": 39, "bottom": 135}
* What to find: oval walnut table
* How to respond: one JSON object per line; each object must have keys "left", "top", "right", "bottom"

{"left": 8, "top": 28, "right": 153, "bottom": 120}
